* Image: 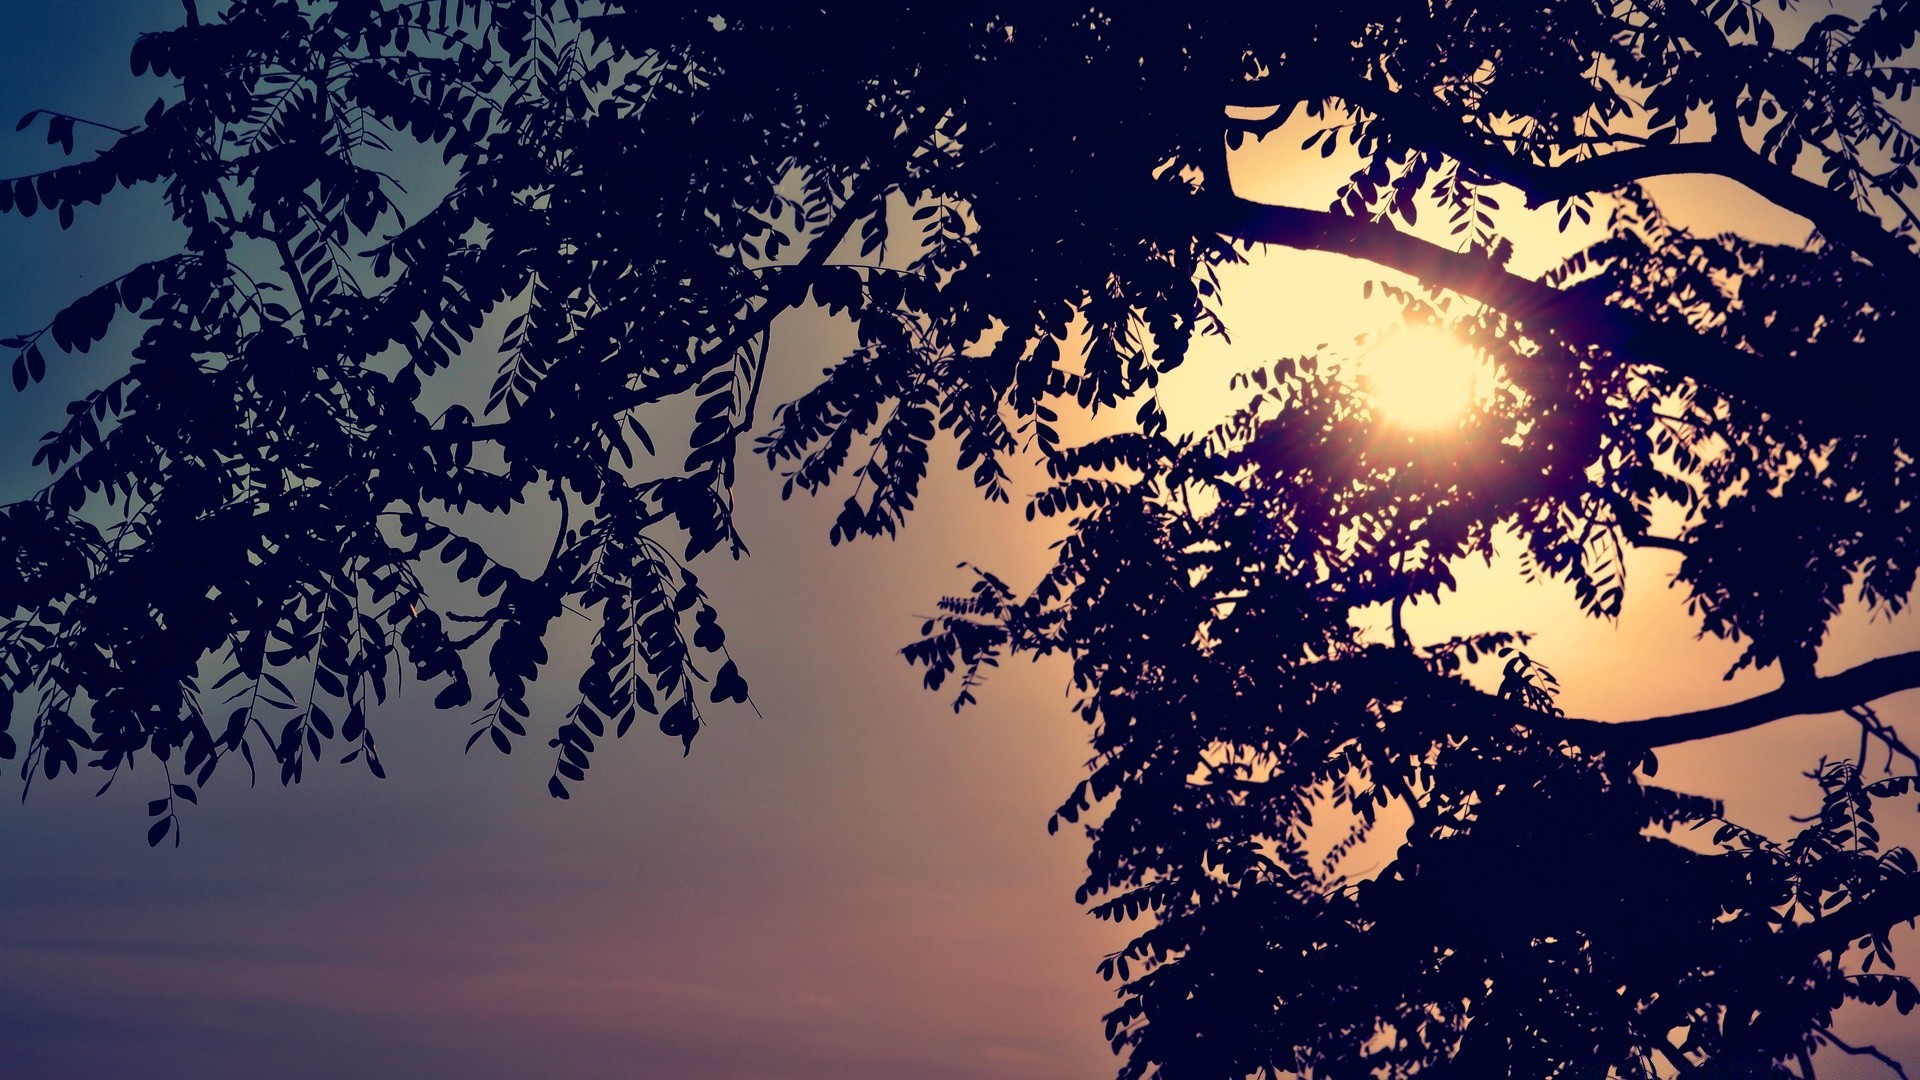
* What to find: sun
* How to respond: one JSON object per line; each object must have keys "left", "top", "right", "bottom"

{"left": 1357, "top": 325, "right": 1494, "bottom": 431}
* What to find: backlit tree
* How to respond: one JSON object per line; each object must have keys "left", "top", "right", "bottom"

{"left": 4, "top": 1, "right": 1919, "bottom": 1074}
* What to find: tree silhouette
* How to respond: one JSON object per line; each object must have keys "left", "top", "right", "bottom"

{"left": 4, "top": 1, "right": 1919, "bottom": 1075}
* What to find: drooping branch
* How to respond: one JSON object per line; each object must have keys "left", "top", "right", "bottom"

{"left": 1200, "top": 193, "right": 1918, "bottom": 443}
{"left": 425, "top": 106, "right": 947, "bottom": 451}
{"left": 685, "top": 111, "right": 944, "bottom": 387}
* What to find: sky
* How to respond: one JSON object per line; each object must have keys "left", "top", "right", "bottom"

{"left": 0, "top": 4, "right": 1916, "bottom": 1078}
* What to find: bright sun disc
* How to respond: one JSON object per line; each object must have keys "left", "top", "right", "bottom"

{"left": 1358, "top": 326, "right": 1493, "bottom": 430}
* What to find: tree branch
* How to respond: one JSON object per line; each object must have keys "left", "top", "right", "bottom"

{"left": 1817, "top": 1027, "right": 1911, "bottom": 1080}
{"left": 1786, "top": 873, "right": 1920, "bottom": 973}
{"left": 1452, "top": 651, "right": 1920, "bottom": 751}
{"left": 1199, "top": 193, "right": 1918, "bottom": 443}
{"left": 1227, "top": 72, "right": 1918, "bottom": 272}
{"left": 423, "top": 106, "right": 946, "bottom": 452}
{"left": 1523, "top": 139, "right": 1914, "bottom": 274}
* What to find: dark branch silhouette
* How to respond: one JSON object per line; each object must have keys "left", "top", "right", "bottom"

{"left": 1205, "top": 195, "right": 1920, "bottom": 443}
{"left": 1440, "top": 651, "right": 1920, "bottom": 750}
{"left": 1226, "top": 75, "right": 1920, "bottom": 272}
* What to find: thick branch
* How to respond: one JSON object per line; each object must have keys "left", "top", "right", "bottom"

{"left": 1460, "top": 651, "right": 1920, "bottom": 750}
{"left": 1513, "top": 138, "right": 1902, "bottom": 264}
{"left": 1200, "top": 193, "right": 1917, "bottom": 443}
{"left": 1228, "top": 74, "right": 1918, "bottom": 272}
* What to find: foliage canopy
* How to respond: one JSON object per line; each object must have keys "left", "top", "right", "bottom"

{"left": 5, "top": 0, "right": 1920, "bottom": 1075}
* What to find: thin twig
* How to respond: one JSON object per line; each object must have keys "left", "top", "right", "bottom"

{"left": 1817, "top": 1027, "right": 1910, "bottom": 1080}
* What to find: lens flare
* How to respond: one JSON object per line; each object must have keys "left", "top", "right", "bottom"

{"left": 1358, "top": 326, "right": 1493, "bottom": 430}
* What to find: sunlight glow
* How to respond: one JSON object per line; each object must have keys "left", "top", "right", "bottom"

{"left": 1358, "top": 325, "right": 1494, "bottom": 431}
